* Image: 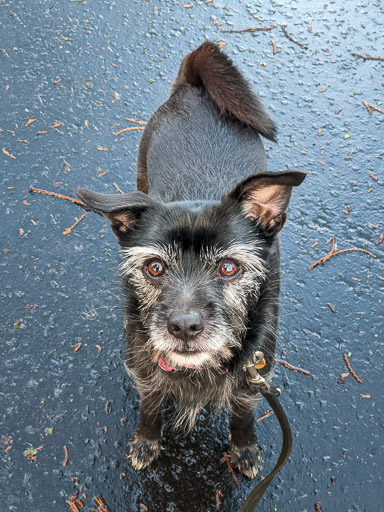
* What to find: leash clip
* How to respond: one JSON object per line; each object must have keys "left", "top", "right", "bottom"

{"left": 243, "top": 351, "right": 282, "bottom": 398}
{"left": 243, "top": 351, "right": 267, "bottom": 385}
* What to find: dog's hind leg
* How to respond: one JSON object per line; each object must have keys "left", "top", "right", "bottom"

{"left": 229, "top": 401, "right": 262, "bottom": 479}
{"left": 129, "top": 392, "right": 163, "bottom": 470}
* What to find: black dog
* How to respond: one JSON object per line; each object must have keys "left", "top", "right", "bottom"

{"left": 76, "top": 42, "right": 306, "bottom": 478}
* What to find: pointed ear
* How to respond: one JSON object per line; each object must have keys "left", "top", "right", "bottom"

{"left": 228, "top": 171, "right": 307, "bottom": 235}
{"left": 75, "top": 188, "right": 155, "bottom": 238}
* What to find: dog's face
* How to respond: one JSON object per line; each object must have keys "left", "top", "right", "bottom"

{"left": 76, "top": 171, "right": 305, "bottom": 369}
{"left": 120, "top": 202, "right": 266, "bottom": 370}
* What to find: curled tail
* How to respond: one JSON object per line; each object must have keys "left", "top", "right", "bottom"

{"left": 172, "top": 41, "right": 277, "bottom": 142}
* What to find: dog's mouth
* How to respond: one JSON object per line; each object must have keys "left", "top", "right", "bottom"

{"left": 158, "top": 356, "right": 199, "bottom": 371}
{"left": 165, "top": 349, "right": 212, "bottom": 369}
{"left": 173, "top": 348, "right": 201, "bottom": 355}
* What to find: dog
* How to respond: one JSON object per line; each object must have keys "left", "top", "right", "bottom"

{"left": 75, "top": 42, "right": 306, "bottom": 478}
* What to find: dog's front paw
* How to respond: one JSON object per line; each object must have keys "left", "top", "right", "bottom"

{"left": 129, "top": 437, "right": 161, "bottom": 470}
{"left": 230, "top": 443, "right": 262, "bottom": 479}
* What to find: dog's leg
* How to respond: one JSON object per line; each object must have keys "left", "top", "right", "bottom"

{"left": 129, "top": 392, "right": 163, "bottom": 470}
{"left": 229, "top": 401, "right": 262, "bottom": 479}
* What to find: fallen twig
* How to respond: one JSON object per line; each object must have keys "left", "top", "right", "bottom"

{"left": 327, "top": 303, "right": 336, "bottom": 314}
{"left": 112, "top": 183, "right": 124, "bottom": 194}
{"left": 221, "top": 452, "right": 239, "bottom": 488}
{"left": 29, "top": 186, "right": 85, "bottom": 207}
{"left": 369, "top": 172, "right": 378, "bottom": 181}
{"left": 369, "top": 103, "right": 384, "bottom": 116}
{"left": 216, "top": 489, "right": 223, "bottom": 508}
{"left": 337, "top": 372, "right": 350, "bottom": 385}
{"left": 94, "top": 495, "right": 109, "bottom": 512}
{"left": 2, "top": 147, "right": 16, "bottom": 159}
{"left": 24, "top": 445, "right": 43, "bottom": 462}
{"left": 342, "top": 205, "right": 352, "bottom": 215}
{"left": 281, "top": 25, "right": 308, "bottom": 47}
{"left": 363, "top": 101, "right": 384, "bottom": 115}
{"left": 63, "top": 445, "right": 69, "bottom": 466}
{"left": 351, "top": 53, "right": 384, "bottom": 62}
{"left": 363, "top": 101, "right": 373, "bottom": 115}
{"left": 63, "top": 212, "right": 88, "bottom": 236}
{"left": 113, "top": 126, "right": 145, "bottom": 136}
{"left": 66, "top": 501, "right": 80, "bottom": 512}
{"left": 125, "top": 118, "right": 147, "bottom": 125}
{"left": 221, "top": 24, "right": 277, "bottom": 33}
{"left": 308, "top": 235, "right": 376, "bottom": 270}
{"left": 256, "top": 409, "right": 274, "bottom": 422}
{"left": 25, "top": 118, "right": 36, "bottom": 127}
{"left": 271, "top": 40, "right": 277, "bottom": 54}
{"left": 274, "top": 358, "right": 311, "bottom": 376}
{"left": 343, "top": 354, "right": 362, "bottom": 384}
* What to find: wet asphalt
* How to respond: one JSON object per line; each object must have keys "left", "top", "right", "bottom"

{"left": 1, "top": 0, "right": 383, "bottom": 511}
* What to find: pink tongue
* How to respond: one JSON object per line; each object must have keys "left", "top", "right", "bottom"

{"left": 158, "top": 358, "right": 196, "bottom": 371}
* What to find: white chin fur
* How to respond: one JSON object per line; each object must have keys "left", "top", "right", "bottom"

{"left": 168, "top": 351, "right": 212, "bottom": 368}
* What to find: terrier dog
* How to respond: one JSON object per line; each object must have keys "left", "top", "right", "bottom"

{"left": 76, "top": 42, "right": 306, "bottom": 478}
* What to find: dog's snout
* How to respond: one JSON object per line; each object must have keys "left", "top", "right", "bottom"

{"left": 167, "top": 311, "right": 204, "bottom": 341}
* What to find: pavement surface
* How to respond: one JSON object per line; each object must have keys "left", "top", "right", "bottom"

{"left": 1, "top": 1, "right": 383, "bottom": 511}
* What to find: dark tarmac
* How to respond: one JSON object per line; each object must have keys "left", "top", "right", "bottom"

{"left": 1, "top": 1, "right": 383, "bottom": 511}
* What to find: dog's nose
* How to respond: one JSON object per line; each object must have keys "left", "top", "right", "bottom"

{"left": 167, "top": 311, "right": 204, "bottom": 341}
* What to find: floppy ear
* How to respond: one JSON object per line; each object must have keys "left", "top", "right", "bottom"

{"left": 75, "top": 188, "right": 155, "bottom": 238}
{"left": 228, "top": 171, "right": 307, "bottom": 235}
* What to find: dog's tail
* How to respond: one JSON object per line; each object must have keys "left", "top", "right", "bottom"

{"left": 172, "top": 42, "right": 277, "bottom": 142}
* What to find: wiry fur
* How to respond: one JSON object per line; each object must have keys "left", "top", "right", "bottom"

{"left": 75, "top": 42, "right": 306, "bottom": 478}
{"left": 121, "top": 235, "right": 267, "bottom": 433}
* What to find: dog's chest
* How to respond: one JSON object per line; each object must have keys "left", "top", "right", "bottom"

{"left": 157, "top": 367, "right": 236, "bottom": 408}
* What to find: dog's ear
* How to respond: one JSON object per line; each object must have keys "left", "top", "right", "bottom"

{"left": 228, "top": 171, "right": 307, "bottom": 235}
{"left": 75, "top": 188, "right": 155, "bottom": 238}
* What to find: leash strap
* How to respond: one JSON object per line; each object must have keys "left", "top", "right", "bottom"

{"left": 240, "top": 354, "right": 293, "bottom": 511}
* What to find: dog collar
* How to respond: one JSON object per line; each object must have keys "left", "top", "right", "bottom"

{"left": 158, "top": 357, "right": 229, "bottom": 374}
{"left": 158, "top": 351, "right": 266, "bottom": 374}
{"left": 158, "top": 358, "right": 196, "bottom": 371}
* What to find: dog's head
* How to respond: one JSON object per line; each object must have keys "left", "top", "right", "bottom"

{"left": 76, "top": 171, "right": 305, "bottom": 370}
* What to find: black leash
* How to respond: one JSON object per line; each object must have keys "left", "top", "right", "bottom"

{"left": 239, "top": 353, "right": 293, "bottom": 512}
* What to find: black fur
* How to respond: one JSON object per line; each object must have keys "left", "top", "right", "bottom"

{"left": 75, "top": 42, "right": 306, "bottom": 478}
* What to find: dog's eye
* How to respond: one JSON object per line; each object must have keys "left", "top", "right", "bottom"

{"left": 218, "top": 260, "right": 240, "bottom": 278}
{"left": 145, "top": 259, "right": 166, "bottom": 278}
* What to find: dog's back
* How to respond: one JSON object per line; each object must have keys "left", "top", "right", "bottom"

{"left": 137, "top": 42, "right": 277, "bottom": 202}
